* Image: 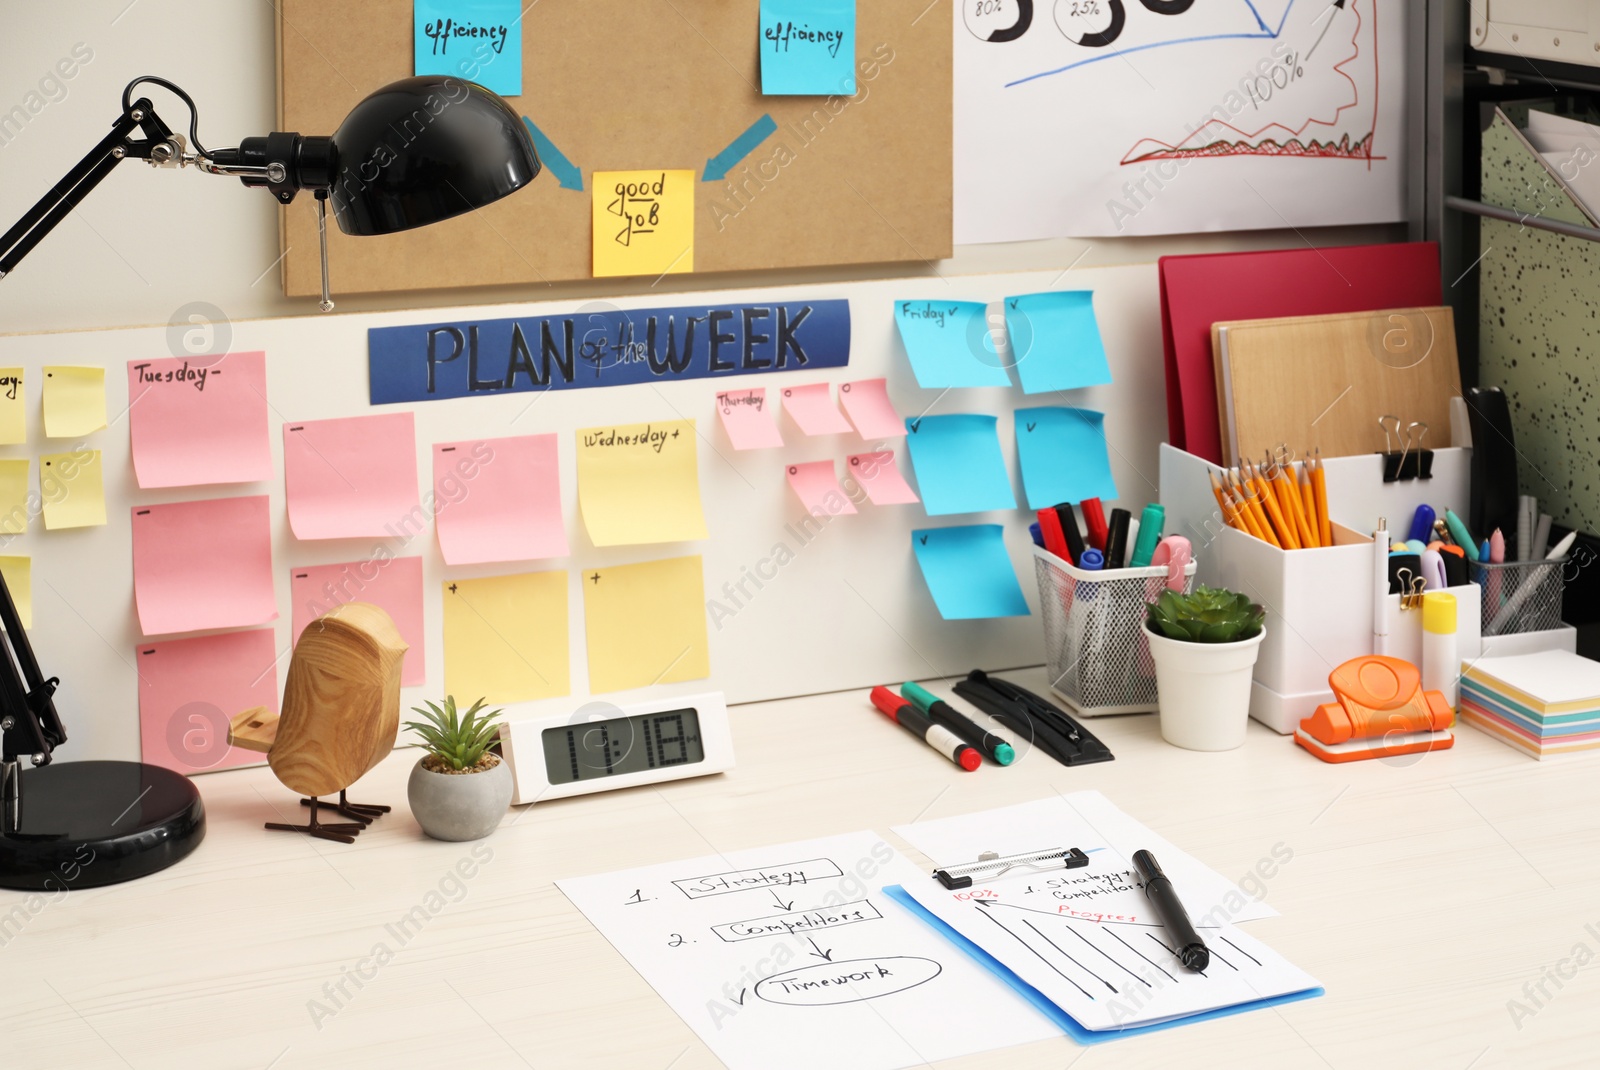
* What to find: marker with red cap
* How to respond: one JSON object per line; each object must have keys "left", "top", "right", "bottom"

{"left": 870, "top": 686, "right": 981, "bottom": 771}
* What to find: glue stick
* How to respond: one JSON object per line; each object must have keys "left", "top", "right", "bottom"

{"left": 1421, "top": 592, "right": 1459, "bottom": 709}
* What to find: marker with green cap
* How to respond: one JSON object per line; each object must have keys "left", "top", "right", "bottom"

{"left": 899, "top": 681, "right": 1016, "bottom": 766}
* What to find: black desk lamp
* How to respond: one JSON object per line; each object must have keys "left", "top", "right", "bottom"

{"left": 0, "top": 74, "right": 541, "bottom": 309}
{"left": 0, "top": 75, "right": 539, "bottom": 890}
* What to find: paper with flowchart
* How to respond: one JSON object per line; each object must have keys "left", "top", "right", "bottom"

{"left": 558, "top": 831, "right": 1061, "bottom": 1070}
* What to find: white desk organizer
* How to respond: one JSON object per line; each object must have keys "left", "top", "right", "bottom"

{"left": 1159, "top": 444, "right": 1481, "bottom": 734}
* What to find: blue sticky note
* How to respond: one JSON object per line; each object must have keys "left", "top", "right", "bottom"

{"left": 1015, "top": 407, "right": 1118, "bottom": 509}
{"left": 760, "top": 0, "right": 857, "bottom": 96}
{"left": 1004, "top": 291, "right": 1112, "bottom": 394}
{"left": 894, "top": 301, "right": 1013, "bottom": 389}
{"left": 912, "top": 525, "right": 1030, "bottom": 620}
{"left": 414, "top": 0, "right": 523, "bottom": 97}
{"left": 904, "top": 414, "right": 1016, "bottom": 516}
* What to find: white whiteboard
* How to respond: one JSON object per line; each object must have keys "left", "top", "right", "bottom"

{"left": 0, "top": 264, "right": 1166, "bottom": 765}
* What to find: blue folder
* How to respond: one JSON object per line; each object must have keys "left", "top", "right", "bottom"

{"left": 883, "top": 885, "right": 1323, "bottom": 1044}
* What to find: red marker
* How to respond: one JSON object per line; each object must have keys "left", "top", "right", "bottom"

{"left": 1082, "top": 498, "right": 1109, "bottom": 552}
{"left": 870, "top": 687, "right": 981, "bottom": 771}
{"left": 1037, "top": 507, "right": 1072, "bottom": 563}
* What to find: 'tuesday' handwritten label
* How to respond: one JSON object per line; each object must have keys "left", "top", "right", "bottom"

{"left": 131, "top": 360, "right": 221, "bottom": 392}
{"left": 674, "top": 857, "right": 844, "bottom": 898}
{"left": 712, "top": 900, "right": 882, "bottom": 942}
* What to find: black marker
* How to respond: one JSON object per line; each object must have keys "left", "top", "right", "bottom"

{"left": 900, "top": 682, "right": 1014, "bottom": 765}
{"left": 1133, "top": 849, "right": 1209, "bottom": 972}
{"left": 1106, "top": 508, "right": 1131, "bottom": 569}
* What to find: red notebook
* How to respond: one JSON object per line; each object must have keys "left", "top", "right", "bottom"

{"left": 1159, "top": 243, "right": 1442, "bottom": 465}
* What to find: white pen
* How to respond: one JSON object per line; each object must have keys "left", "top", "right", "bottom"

{"left": 1373, "top": 517, "right": 1389, "bottom": 655}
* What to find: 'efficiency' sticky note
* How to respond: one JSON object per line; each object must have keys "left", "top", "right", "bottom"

{"left": 128, "top": 351, "right": 273, "bottom": 488}
{"left": 0, "top": 460, "right": 27, "bottom": 535}
{"left": 760, "top": 0, "right": 857, "bottom": 95}
{"left": 576, "top": 420, "right": 708, "bottom": 547}
{"left": 0, "top": 556, "right": 31, "bottom": 629}
{"left": 1015, "top": 407, "right": 1118, "bottom": 509}
{"left": 787, "top": 461, "right": 857, "bottom": 517}
{"left": 284, "top": 412, "right": 420, "bottom": 540}
{"left": 136, "top": 628, "right": 279, "bottom": 775}
{"left": 1004, "top": 292, "right": 1112, "bottom": 394}
{"left": 912, "top": 525, "right": 1030, "bottom": 620}
{"left": 583, "top": 555, "right": 710, "bottom": 694}
{"left": 0, "top": 368, "right": 24, "bottom": 444}
{"left": 894, "top": 301, "right": 1012, "bottom": 388}
{"left": 413, "top": 0, "right": 523, "bottom": 96}
{"left": 42, "top": 366, "right": 106, "bottom": 438}
{"left": 40, "top": 449, "right": 105, "bottom": 529}
{"left": 434, "top": 434, "right": 568, "bottom": 565}
{"left": 848, "top": 451, "right": 919, "bottom": 506}
{"left": 716, "top": 388, "right": 784, "bottom": 450}
{"left": 903, "top": 414, "right": 1015, "bottom": 516}
{"left": 839, "top": 378, "right": 905, "bottom": 440}
{"left": 131, "top": 496, "right": 278, "bottom": 636}
{"left": 443, "top": 571, "right": 570, "bottom": 704}
{"left": 593, "top": 170, "right": 694, "bottom": 278}
{"left": 780, "top": 382, "right": 853, "bottom": 436}
{"left": 292, "top": 557, "right": 427, "bottom": 687}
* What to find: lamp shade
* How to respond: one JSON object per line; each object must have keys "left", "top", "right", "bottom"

{"left": 328, "top": 76, "right": 540, "bottom": 237}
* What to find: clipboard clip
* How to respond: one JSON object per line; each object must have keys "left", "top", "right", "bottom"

{"left": 932, "top": 847, "right": 1089, "bottom": 890}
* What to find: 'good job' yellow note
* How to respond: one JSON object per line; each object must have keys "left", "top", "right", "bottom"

{"left": 592, "top": 170, "right": 694, "bottom": 278}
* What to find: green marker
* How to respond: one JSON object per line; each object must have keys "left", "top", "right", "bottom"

{"left": 900, "top": 681, "right": 1015, "bottom": 766}
{"left": 1443, "top": 509, "right": 1481, "bottom": 562}
{"left": 1129, "top": 503, "right": 1165, "bottom": 568}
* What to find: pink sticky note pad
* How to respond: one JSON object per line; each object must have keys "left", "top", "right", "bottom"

{"left": 132, "top": 495, "right": 278, "bottom": 636}
{"left": 433, "top": 435, "right": 568, "bottom": 564}
{"left": 716, "top": 388, "right": 784, "bottom": 449}
{"left": 128, "top": 351, "right": 273, "bottom": 488}
{"left": 780, "top": 382, "right": 852, "bottom": 436}
{"left": 284, "top": 412, "right": 419, "bottom": 540}
{"left": 291, "top": 556, "right": 426, "bottom": 687}
{"left": 848, "top": 452, "right": 921, "bottom": 505}
{"left": 137, "top": 628, "right": 279, "bottom": 775}
{"left": 786, "top": 461, "right": 857, "bottom": 516}
{"left": 839, "top": 379, "right": 906, "bottom": 440}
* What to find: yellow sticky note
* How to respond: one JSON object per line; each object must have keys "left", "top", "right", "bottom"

{"left": 583, "top": 555, "right": 709, "bottom": 694}
{"left": 443, "top": 571, "right": 570, "bottom": 704}
{"left": 576, "top": 420, "right": 708, "bottom": 547}
{"left": 0, "top": 459, "right": 27, "bottom": 535}
{"left": 0, "top": 368, "right": 24, "bottom": 444}
{"left": 0, "top": 556, "right": 31, "bottom": 629}
{"left": 40, "top": 449, "right": 105, "bottom": 529}
{"left": 592, "top": 169, "right": 695, "bottom": 278}
{"left": 42, "top": 366, "right": 106, "bottom": 438}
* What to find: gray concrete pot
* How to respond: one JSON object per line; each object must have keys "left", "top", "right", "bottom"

{"left": 407, "top": 755, "right": 513, "bottom": 841}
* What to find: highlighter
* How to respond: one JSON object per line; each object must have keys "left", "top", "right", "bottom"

{"left": 1129, "top": 504, "right": 1164, "bottom": 568}
{"left": 1443, "top": 510, "right": 1481, "bottom": 562}
{"left": 1407, "top": 505, "right": 1437, "bottom": 545}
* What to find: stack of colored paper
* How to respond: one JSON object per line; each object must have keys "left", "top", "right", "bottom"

{"left": 1459, "top": 651, "right": 1600, "bottom": 759}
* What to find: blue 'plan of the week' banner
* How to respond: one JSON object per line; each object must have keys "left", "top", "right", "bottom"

{"left": 368, "top": 299, "right": 851, "bottom": 404}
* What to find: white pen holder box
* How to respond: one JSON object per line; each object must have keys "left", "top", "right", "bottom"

{"left": 1159, "top": 444, "right": 1475, "bottom": 734}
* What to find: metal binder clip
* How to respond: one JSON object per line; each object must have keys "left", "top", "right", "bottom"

{"left": 1405, "top": 421, "right": 1433, "bottom": 480}
{"left": 1378, "top": 415, "right": 1404, "bottom": 482}
{"left": 1395, "top": 568, "right": 1426, "bottom": 610}
{"left": 932, "top": 847, "right": 1090, "bottom": 890}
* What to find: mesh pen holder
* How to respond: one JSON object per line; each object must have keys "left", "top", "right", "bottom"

{"left": 1032, "top": 545, "right": 1197, "bottom": 717}
{"left": 1473, "top": 556, "right": 1568, "bottom": 636}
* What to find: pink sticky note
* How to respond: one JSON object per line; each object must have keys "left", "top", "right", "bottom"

{"left": 839, "top": 378, "right": 906, "bottom": 440}
{"left": 780, "top": 382, "right": 853, "bottom": 436}
{"left": 291, "top": 556, "right": 426, "bottom": 687}
{"left": 433, "top": 435, "right": 568, "bottom": 564}
{"left": 715, "top": 388, "right": 784, "bottom": 450}
{"left": 284, "top": 412, "right": 419, "bottom": 540}
{"left": 128, "top": 351, "right": 273, "bottom": 488}
{"left": 137, "top": 627, "right": 279, "bottom": 774}
{"left": 848, "top": 451, "right": 921, "bottom": 505}
{"left": 131, "top": 495, "right": 278, "bottom": 636}
{"left": 786, "top": 461, "right": 857, "bottom": 516}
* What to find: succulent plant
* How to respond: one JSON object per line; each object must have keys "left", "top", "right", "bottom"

{"left": 1146, "top": 586, "right": 1265, "bottom": 644}
{"left": 404, "top": 696, "right": 505, "bottom": 772}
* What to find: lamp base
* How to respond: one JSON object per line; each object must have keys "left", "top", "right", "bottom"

{"left": 0, "top": 760, "right": 204, "bottom": 890}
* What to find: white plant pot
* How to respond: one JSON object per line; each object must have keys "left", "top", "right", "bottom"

{"left": 1144, "top": 623, "right": 1267, "bottom": 752}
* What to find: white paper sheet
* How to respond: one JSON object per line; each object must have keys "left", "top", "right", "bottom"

{"left": 954, "top": 0, "right": 1406, "bottom": 240}
{"left": 893, "top": 793, "right": 1317, "bottom": 1031}
{"left": 558, "top": 831, "right": 1062, "bottom": 1070}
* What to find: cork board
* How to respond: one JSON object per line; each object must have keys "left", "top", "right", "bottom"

{"left": 276, "top": 0, "right": 952, "bottom": 297}
{"left": 1211, "top": 307, "right": 1462, "bottom": 466}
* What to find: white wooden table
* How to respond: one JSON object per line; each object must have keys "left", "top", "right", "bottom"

{"left": 5, "top": 670, "right": 1596, "bottom": 1069}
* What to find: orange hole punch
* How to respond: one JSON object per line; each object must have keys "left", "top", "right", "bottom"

{"left": 1295, "top": 655, "right": 1455, "bottom": 763}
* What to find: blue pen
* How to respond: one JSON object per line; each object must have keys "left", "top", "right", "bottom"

{"left": 1079, "top": 548, "right": 1104, "bottom": 571}
{"left": 1480, "top": 539, "right": 1492, "bottom": 562}
{"left": 1029, "top": 522, "right": 1045, "bottom": 549}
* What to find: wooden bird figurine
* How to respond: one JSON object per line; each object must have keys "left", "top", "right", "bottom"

{"left": 229, "top": 602, "right": 408, "bottom": 843}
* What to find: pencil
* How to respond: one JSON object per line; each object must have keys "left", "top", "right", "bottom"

{"left": 1297, "top": 465, "right": 1320, "bottom": 548}
{"left": 1253, "top": 463, "right": 1297, "bottom": 549}
{"left": 1277, "top": 462, "right": 1315, "bottom": 549}
{"left": 1310, "top": 454, "right": 1331, "bottom": 546}
{"left": 1235, "top": 471, "right": 1279, "bottom": 549}
{"left": 1209, "top": 471, "right": 1229, "bottom": 516}
{"left": 1231, "top": 491, "right": 1268, "bottom": 543}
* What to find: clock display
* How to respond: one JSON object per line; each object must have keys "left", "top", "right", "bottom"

{"left": 540, "top": 708, "right": 705, "bottom": 785}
